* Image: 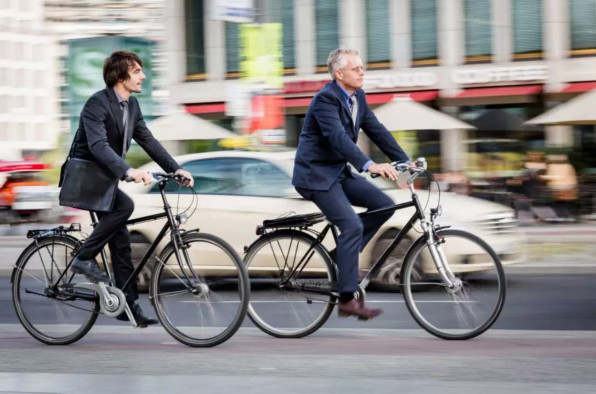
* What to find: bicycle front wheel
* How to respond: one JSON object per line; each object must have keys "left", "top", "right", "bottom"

{"left": 12, "top": 236, "right": 99, "bottom": 345}
{"left": 401, "top": 229, "right": 506, "bottom": 340}
{"left": 244, "top": 230, "right": 337, "bottom": 338}
{"left": 151, "top": 232, "right": 249, "bottom": 347}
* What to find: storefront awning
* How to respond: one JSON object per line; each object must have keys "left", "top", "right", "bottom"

{"left": 279, "top": 90, "right": 439, "bottom": 108}
{"left": 186, "top": 90, "right": 440, "bottom": 115}
{"left": 560, "top": 81, "right": 596, "bottom": 93}
{"left": 186, "top": 103, "right": 226, "bottom": 115}
{"left": 455, "top": 84, "right": 543, "bottom": 99}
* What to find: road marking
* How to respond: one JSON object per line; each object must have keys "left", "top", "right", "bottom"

{"left": 249, "top": 300, "right": 478, "bottom": 304}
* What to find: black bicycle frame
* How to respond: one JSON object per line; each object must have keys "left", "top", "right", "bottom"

{"left": 91, "top": 179, "right": 193, "bottom": 292}
{"left": 288, "top": 191, "right": 427, "bottom": 289}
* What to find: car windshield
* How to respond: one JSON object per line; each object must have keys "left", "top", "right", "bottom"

{"left": 152, "top": 156, "right": 294, "bottom": 197}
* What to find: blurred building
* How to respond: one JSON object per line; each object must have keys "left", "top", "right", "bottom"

{"left": 43, "top": 0, "right": 165, "bottom": 40}
{"left": 0, "top": 0, "right": 169, "bottom": 161}
{"left": 165, "top": 0, "right": 596, "bottom": 172}
{"left": 44, "top": 0, "right": 169, "bottom": 137}
{"left": 0, "top": 0, "right": 59, "bottom": 160}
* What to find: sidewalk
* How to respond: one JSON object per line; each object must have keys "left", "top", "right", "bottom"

{"left": 1, "top": 326, "right": 596, "bottom": 394}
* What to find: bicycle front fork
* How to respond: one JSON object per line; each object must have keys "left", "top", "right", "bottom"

{"left": 421, "top": 220, "right": 458, "bottom": 289}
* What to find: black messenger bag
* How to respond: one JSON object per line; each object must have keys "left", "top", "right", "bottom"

{"left": 58, "top": 157, "right": 118, "bottom": 212}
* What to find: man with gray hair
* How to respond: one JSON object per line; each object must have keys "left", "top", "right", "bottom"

{"left": 292, "top": 48, "right": 411, "bottom": 320}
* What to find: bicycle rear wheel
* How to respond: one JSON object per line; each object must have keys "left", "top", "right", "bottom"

{"left": 244, "top": 230, "right": 337, "bottom": 338}
{"left": 401, "top": 229, "right": 506, "bottom": 340}
{"left": 151, "top": 232, "right": 249, "bottom": 347}
{"left": 12, "top": 236, "right": 99, "bottom": 345}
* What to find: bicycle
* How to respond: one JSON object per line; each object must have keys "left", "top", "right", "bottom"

{"left": 243, "top": 159, "right": 506, "bottom": 340}
{"left": 11, "top": 172, "right": 249, "bottom": 347}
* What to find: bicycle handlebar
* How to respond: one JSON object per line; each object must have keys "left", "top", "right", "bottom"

{"left": 124, "top": 172, "right": 191, "bottom": 185}
{"left": 370, "top": 157, "right": 427, "bottom": 179}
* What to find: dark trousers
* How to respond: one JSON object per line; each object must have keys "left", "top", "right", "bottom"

{"left": 296, "top": 169, "right": 394, "bottom": 293}
{"left": 76, "top": 189, "right": 137, "bottom": 304}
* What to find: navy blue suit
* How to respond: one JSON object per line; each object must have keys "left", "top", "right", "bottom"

{"left": 292, "top": 81, "right": 409, "bottom": 294}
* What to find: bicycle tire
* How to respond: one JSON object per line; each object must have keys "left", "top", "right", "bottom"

{"left": 151, "top": 232, "right": 249, "bottom": 347}
{"left": 401, "top": 229, "right": 506, "bottom": 340}
{"left": 12, "top": 236, "right": 99, "bottom": 345}
{"left": 244, "top": 229, "right": 337, "bottom": 338}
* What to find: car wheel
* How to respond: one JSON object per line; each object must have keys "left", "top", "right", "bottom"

{"left": 369, "top": 229, "right": 420, "bottom": 292}
{"left": 130, "top": 232, "right": 154, "bottom": 293}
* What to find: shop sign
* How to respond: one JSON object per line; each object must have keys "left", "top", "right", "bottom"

{"left": 364, "top": 72, "right": 438, "bottom": 89}
{"left": 452, "top": 65, "right": 548, "bottom": 85}
{"left": 211, "top": 0, "right": 254, "bottom": 23}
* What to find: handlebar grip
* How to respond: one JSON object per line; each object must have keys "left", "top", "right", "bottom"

{"left": 124, "top": 176, "right": 134, "bottom": 183}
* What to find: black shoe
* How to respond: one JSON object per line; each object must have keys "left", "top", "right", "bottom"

{"left": 116, "top": 303, "right": 158, "bottom": 327}
{"left": 70, "top": 257, "right": 109, "bottom": 283}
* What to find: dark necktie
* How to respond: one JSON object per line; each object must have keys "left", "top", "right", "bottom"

{"left": 121, "top": 101, "right": 128, "bottom": 157}
{"left": 350, "top": 94, "right": 358, "bottom": 131}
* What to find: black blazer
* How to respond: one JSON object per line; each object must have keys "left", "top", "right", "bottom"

{"left": 65, "top": 88, "right": 180, "bottom": 181}
{"left": 292, "top": 82, "right": 409, "bottom": 191}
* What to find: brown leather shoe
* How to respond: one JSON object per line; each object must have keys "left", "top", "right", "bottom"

{"left": 337, "top": 299, "right": 383, "bottom": 320}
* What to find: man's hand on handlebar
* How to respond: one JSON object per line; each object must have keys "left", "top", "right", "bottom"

{"left": 174, "top": 169, "right": 194, "bottom": 187}
{"left": 126, "top": 169, "right": 153, "bottom": 186}
{"left": 367, "top": 162, "right": 400, "bottom": 181}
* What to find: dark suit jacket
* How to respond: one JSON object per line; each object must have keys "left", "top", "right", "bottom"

{"left": 292, "top": 82, "right": 409, "bottom": 191}
{"left": 63, "top": 87, "right": 180, "bottom": 182}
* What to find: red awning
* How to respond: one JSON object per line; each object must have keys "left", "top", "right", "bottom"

{"left": 560, "top": 81, "right": 596, "bottom": 93}
{"left": 186, "top": 103, "right": 226, "bottom": 114}
{"left": 284, "top": 90, "right": 438, "bottom": 108}
{"left": 366, "top": 90, "right": 439, "bottom": 104}
{"left": 186, "top": 90, "right": 439, "bottom": 113}
{"left": 455, "top": 84, "right": 543, "bottom": 99}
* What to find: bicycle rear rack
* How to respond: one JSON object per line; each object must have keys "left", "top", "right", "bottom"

{"left": 256, "top": 212, "right": 326, "bottom": 235}
{"left": 26, "top": 223, "right": 81, "bottom": 239}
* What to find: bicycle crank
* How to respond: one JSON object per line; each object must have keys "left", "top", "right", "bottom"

{"left": 74, "top": 282, "right": 127, "bottom": 317}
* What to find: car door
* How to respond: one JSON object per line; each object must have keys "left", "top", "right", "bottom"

{"left": 130, "top": 156, "right": 317, "bottom": 256}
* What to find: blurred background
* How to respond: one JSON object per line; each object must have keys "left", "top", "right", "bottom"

{"left": 1, "top": 0, "right": 596, "bottom": 227}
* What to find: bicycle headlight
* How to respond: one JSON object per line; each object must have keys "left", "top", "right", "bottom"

{"left": 176, "top": 213, "right": 188, "bottom": 225}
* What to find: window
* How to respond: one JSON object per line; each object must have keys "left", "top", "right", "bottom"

{"left": 411, "top": 0, "right": 438, "bottom": 65}
{"left": 225, "top": 22, "right": 240, "bottom": 76}
{"left": 464, "top": 0, "right": 492, "bottom": 62}
{"left": 513, "top": 0, "right": 542, "bottom": 59}
{"left": 184, "top": 0, "right": 205, "bottom": 79}
{"left": 315, "top": 0, "right": 339, "bottom": 69}
{"left": 569, "top": 0, "right": 596, "bottom": 55}
{"left": 366, "top": 0, "right": 391, "bottom": 68}
{"left": 150, "top": 158, "right": 291, "bottom": 197}
{"left": 269, "top": 0, "right": 295, "bottom": 71}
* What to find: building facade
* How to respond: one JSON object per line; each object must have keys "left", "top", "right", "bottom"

{"left": 0, "top": 0, "right": 169, "bottom": 160}
{"left": 166, "top": 0, "right": 596, "bottom": 172}
{"left": 0, "top": 0, "right": 58, "bottom": 160}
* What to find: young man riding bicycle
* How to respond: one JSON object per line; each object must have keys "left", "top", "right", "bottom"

{"left": 61, "top": 51, "right": 193, "bottom": 326}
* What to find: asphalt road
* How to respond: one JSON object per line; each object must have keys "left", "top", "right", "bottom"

{"left": 2, "top": 273, "right": 596, "bottom": 330}
{"left": 1, "top": 224, "right": 596, "bottom": 393}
